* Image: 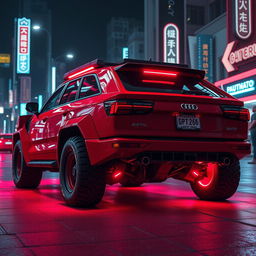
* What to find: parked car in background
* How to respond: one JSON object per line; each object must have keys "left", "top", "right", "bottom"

{"left": 0, "top": 134, "right": 13, "bottom": 152}
{"left": 12, "top": 59, "right": 250, "bottom": 207}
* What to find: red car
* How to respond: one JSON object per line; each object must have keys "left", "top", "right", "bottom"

{"left": 0, "top": 133, "right": 13, "bottom": 152}
{"left": 12, "top": 59, "right": 250, "bottom": 207}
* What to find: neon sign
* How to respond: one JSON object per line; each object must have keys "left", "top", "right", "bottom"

{"left": 122, "top": 47, "right": 128, "bottom": 59}
{"left": 235, "top": 0, "right": 252, "bottom": 39}
{"left": 197, "top": 35, "right": 214, "bottom": 82}
{"left": 226, "top": 79, "right": 255, "bottom": 96}
{"left": 222, "top": 41, "right": 256, "bottom": 72}
{"left": 163, "top": 23, "right": 179, "bottom": 64}
{"left": 215, "top": 69, "right": 256, "bottom": 99}
{"left": 17, "top": 17, "right": 31, "bottom": 74}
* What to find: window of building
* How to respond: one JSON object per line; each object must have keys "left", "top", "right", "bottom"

{"left": 60, "top": 79, "right": 80, "bottom": 104}
{"left": 187, "top": 5, "right": 205, "bottom": 25}
{"left": 78, "top": 75, "right": 100, "bottom": 99}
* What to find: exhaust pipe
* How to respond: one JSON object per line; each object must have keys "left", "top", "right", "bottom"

{"left": 141, "top": 156, "right": 151, "bottom": 166}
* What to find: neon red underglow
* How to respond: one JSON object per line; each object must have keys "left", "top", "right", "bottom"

{"left": 113, "top": 171, "right": 122, "bottom": 178}
{"left": 142, "top": 80, "right": 175, "bottom": 85}
{"left": 67, "top": 66, "right": 95, "bottom": 80}
{"left": 143, "top": 69, "right": 178, "bottom": 77}
{"left": 198, "top": 163, "right": 217, "bottom": 187}
{"left": 193, "top": 171, "right": 199, "bottom": 177}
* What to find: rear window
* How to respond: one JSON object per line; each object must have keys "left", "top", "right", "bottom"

{"left": 117, "top": 69, "right": 226, "bottom": 98}
{"left": 0, "top": 135, "right": 12, "bottom": 139}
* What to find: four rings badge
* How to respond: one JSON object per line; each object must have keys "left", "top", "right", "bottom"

{"left": 181, "top": 103, "right": 198, "bottom": 110}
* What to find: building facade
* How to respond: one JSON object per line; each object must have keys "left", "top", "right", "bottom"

{"left": 106, "top": 17, "right": 143, "bottom": 63}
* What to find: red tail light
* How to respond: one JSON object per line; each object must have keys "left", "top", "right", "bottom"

{"left": 104, "top": 100, "right": 153, "bottom": 115}
{"left": 143, "top": 69, "right": 178, "bottom": 77}
{"left": 221, "top": 105, "right": 250, "bottom": 121}
{"left": 67, "top": 66, "right": 95, "bottom": 80}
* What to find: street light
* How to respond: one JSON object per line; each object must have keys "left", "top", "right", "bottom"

{"left": 32, "top": 24, "right": 52, "bottom": 99}
{"left": 51, "top": 53, "right": 75, "bottom": 93}
{"left": 66, "top": 53, "right": 74, "bottom": 59}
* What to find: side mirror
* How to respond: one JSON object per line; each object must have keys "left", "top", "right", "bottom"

{"left": 25, "top": 102, "right": 39, "bottom": 114}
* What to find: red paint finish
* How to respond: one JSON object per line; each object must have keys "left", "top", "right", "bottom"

{"left": 0, "top": 134, "right": 13, "bottom": 152}
{"left": 13, "top": 60, "right": 250, "bottom": 205}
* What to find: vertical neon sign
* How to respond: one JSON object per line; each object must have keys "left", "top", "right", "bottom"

{"left": 17, "top": 17, "right": 31, "bottom": 74}
{"left": 163, "top": 23, "right": 180, "bottom": 64}
{"left": 235, "top": 0, "right": 252, "bottom": 39}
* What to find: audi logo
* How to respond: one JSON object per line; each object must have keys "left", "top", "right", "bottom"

{"left": 181, "top": 103, "right": 198, "bottom": 110}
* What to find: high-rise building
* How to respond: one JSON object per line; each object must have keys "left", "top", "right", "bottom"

{"left": 128, "top": 24, "right": 144, "bottom": 60}
{"left": 106, "top": 17, "right": 142, "bottom": 63}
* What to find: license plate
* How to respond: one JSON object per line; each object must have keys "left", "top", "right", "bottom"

{"left": 176, "top": 115, "right": 200, "bottom": 130}
{"left": 5, "top": 142, "right": 12, "bottom": 145}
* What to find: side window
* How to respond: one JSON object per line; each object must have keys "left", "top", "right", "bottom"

{"left": 78, "top": 75, "right": 100, "bottom": 99}
{"left": 40, "top": 86, "right": 64, "bottom": 113}
{"left": 60, "top": 79, "right": 80, "bottom": 104}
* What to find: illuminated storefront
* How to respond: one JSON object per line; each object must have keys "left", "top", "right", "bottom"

{"left": 216, "top": 0, "right": 256, "bottom": 111}
{"left": 215, "top": 68, "right": 256, "bottom": 109}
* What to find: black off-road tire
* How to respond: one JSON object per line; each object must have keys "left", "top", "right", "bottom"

{"left": 59, "top": 136, "right": 106, "bottom": 207}
{"left": 190, "top": 157, "right": 240, "bottom": 201}
{"left": 12, "top": 141, "right": 42, "bottom": 188}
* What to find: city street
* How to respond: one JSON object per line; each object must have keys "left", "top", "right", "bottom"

{"left": 0, "top": 153, "right": 256, "bottom": 256}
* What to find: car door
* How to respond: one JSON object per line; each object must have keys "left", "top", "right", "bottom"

{"left": 28, "top": 86, "right": 65, "bottom": 160}
{"left": 42, "top": 78, "right": 81, "bottom": 159}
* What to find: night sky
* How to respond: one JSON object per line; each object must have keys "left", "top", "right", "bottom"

{"left": 0, "top": 0, "right": 144, "bottom": 65}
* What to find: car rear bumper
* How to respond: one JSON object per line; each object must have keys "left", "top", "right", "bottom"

{"left": 86, "top": 137, "right": 251, "bottom": 165}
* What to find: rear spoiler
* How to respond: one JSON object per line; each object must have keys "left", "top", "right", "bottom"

{"left": 115, "top": 59, "right": 205, "bottom": 79}
{"left": 63, "top": 58, "right": 205, "bottom": 80}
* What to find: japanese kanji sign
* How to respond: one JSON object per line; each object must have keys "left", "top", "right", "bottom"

{"left": 163, "top": 23, "right": 179, "bottom": 64}
{"left": 159, "top": 0, "right": 185, "bottom": 63}
{"left": 17, "top": 17, "right": 31, "bottom": 74}
{"left": 224, "top": 0, "right": 255, "bottom": 75}
{"left": 235, "top": 0, "right": 252, "bottom": 39}
{"left": 197, "top": 35, "right": 214, "bottom": 82}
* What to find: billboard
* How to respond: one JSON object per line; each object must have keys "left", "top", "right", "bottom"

{"left": 223, "top": 0, "right": 256, "bottom": 75}
{"left": 17, "top": 17, "right": 31, "bottom": 74}
{"left": 215, "top": 68, "right": 256, "bottom": 101}
{"left": 163, "top": 23, "right": 179, "bottom": 64}
{"left": 197, "top": 35, "right": 214, "bottom": 82}
{"left": 159, "top": 0, "right": 185, "bottom": 64}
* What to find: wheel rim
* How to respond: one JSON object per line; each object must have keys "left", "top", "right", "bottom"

{"left": 65, "top": 147, "right": 77, "bottom": 192}
{"left": 16, "top": 150, "right": 22, "bottom": 179}
{"left": 197, "top": 163, "right": 218, "bottom": 187}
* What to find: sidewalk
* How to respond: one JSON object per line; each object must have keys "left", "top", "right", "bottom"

{"left": 1, "top": 153, "right": 256, "bottom": 256}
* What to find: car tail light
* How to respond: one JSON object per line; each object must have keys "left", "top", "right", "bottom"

{"left": 104, "top": 100, "right": 153, "bottom": 115}
{"left": 221, "top": 105, "right": 250, "bottom": 121}
{"left": 143, "top": 69, "right": 178, "bottom": 77}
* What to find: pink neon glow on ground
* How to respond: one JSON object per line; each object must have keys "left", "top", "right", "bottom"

{"left": 1, "top": 153, "right": 256, "bottom": 255}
